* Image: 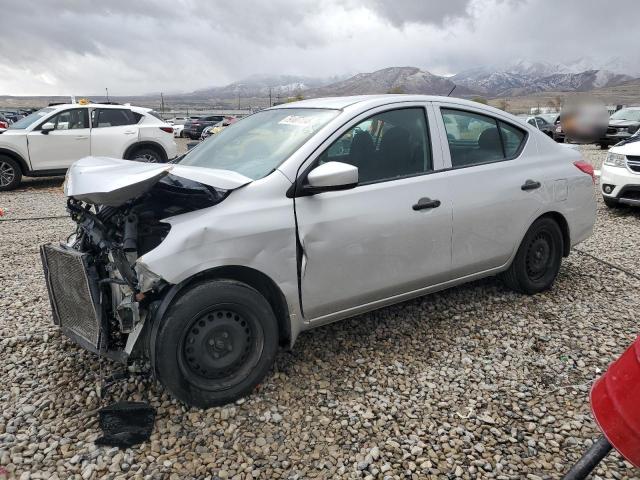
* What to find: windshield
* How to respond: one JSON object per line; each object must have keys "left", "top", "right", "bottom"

{"left": 610, "top": 109, "right": 640, "bottom": 121}
{"left": 178, "top": 108, "right": 339, "bottom": 179}
{"left": 8, "top": 108, "right": 55, "bottom": 129}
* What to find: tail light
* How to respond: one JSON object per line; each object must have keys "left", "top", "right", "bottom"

{"left": 159, "top": 126, "right": 173, "bottom": 134}
{"left": 574, "top": 160, "right": 595, "bottom": 183}
{"left": 0, "top": 121, "right": 7, "bottom": 129}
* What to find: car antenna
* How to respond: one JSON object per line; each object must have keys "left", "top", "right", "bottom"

{"left": 447, "top": 84, "right": 457, "bottom": 97}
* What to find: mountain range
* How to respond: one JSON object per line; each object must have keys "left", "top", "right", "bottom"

{"left": 186, "top": 57, "right": 639, "bottom": 101}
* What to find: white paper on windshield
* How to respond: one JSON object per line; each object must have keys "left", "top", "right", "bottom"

{"left": 278, "top": 115, "right": 315, "bottom": 127}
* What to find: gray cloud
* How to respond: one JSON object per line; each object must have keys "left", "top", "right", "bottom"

{"left": 0, "top": 0, "right": 639, "bottom": 95}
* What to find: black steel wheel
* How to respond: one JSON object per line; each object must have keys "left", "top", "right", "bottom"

{"left": 153, "top": 279, "right": 279, "bottom": 408}
{"left": 501, "top": 217, "right": 563, "bottom": 294}
{"left": 0, "top": 156, "right": 21, "bottom": 191}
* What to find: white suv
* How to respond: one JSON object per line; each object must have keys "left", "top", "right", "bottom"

{"left": 601, "top": 134, "right": 640, "bottom": 208}
{"left": 0, "top": 103, "right": 177, "bottom": 190}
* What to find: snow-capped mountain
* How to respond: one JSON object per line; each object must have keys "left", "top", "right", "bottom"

{"left": 452, "top": 59, "right": 635, "bottom": 97}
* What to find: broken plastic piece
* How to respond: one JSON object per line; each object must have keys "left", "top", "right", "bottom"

{"left": 95, "top": 401, "right": 155, "bottom": 448}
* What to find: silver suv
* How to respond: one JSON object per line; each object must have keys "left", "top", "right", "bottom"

{"left": 41, "top": 95, "right": 596, "bottom": 407}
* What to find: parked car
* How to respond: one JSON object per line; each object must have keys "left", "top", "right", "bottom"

{"left": 522, "top": 115, "right": 554, "bottom": 138}
{"left": 200, "top": 117, "right": 236, "bottom": 140}
{"left": 182, "top": 115, "right": 225, "bottom": 139}
{"left": 600, "top": 131, "right": 640, "bottom": 208}
{"left": 172, "top": 124, "right": 185, "bottom": 138}
{"left": 598, "top": 107, "right": 640, "bottom": 149}
{"left": 41, "top": 95, "right": 596, "bottom": 408}
{"left": 0, "top": 103, "right": 177, "bottom": 190}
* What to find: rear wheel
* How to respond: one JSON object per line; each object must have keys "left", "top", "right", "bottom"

{"left": 501, "top": 217, "right": 563, "bottom": 294}
{"left": 130, "top": 147, "right": 163, "bottom": 163}
{"left": 603, "top": 196, "right": 620, "bottom": 208}
{"left": 153, "top": 279, "right": 279, "bottom": 408}
{"left": 0, "top": 156, "right": 22, "bottom": 191}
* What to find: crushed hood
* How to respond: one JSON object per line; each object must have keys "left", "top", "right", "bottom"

{"left": 64, "top": 157, "right": 253, "bottom": 206}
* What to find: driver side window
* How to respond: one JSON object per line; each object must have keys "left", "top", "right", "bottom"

{"left": 318, "top": 107, "right": 432, "bottom": 184}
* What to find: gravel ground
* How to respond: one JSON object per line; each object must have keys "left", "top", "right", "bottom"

{"left": 1, "top": 144, "right": 639, "bottom": 480}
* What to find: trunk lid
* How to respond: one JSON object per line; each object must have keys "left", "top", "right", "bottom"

{"left": 64, "top": 156, "right": 252, "bottom": 206}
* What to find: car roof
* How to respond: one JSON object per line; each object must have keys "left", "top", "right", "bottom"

{"left": 269, "top": 94, "right": 519, "bottom": 119}
{"left": 45, "top": 103, "right": 150, "bottom": 112}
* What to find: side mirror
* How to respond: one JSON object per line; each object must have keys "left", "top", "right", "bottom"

{"left": 41, "top": 123, "right": 55, "bottom": 134}
{"left": 305, "top": 161, "right": 358, "bottom": 194}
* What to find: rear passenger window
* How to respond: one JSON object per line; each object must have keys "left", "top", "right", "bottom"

{"left": 92, "top": 109, "right": 137, "bottom": 128}
{"left": 499, "top": 121, "right": 526, "bottom": 157}
{"left": 441, "top": 109, "right": 526, "bottom": 168}
{"left": 319, "top": 108, "right": 432, "bottom": 184}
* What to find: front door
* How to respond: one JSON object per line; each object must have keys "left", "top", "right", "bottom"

{"left": 27, "top": 108, "right": 90, "bottom": 170}
{"left": 295, "top": 106, "right": 453, "bottom": 320}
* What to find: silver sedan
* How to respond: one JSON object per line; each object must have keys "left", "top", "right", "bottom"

{"left": 43, "top": 95, "right": 597, "bottom": 407}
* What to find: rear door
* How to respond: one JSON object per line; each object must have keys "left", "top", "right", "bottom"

{"left": 295, "top": 104, "right": 454, "bottom": 320}
{"left": 90, "top": 108, "right": 140, "bottom": 158}
{"left": 433, "top": 102, "right": 545, "bottom": 277}
{"left": 26, "top": 108, "right": 91, "bottom": 170}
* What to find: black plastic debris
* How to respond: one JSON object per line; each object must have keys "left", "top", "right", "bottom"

{"left": 95, "top": 401, "right": 155, "bottom": 448}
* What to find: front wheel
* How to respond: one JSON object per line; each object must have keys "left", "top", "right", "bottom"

{"left": 0, "top": 156, "right": 22, "bottom": 191}
{"left": 153, "top": 279, "right": 279, "bottom": 408}
{"left": 501, "top": 217, "right": 563, "bottom": 294}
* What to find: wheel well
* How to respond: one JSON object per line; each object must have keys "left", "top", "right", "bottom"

{"left": 176, "top": 266, "right": 291, "bottom": 347}
{"left": 539, "top": 211, "right": 571, "bottom": 257}
{"left": 0, "top": 149, "right": 29, "bottom": 174}
{"left": 124, "top": 142, "right": 167, "bottom": 162}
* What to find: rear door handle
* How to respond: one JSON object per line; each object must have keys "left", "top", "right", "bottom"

{"left": 75, "top": 136, "right": 88, "bottom": 140}
{"left": 521, "top": 180, "right": 541, "bottom": 191}
{"left": 124, "top": 130, "right": 136, "bottom": 135}
{"left": 412, "top": 197, "right": 441, "bottom": 211}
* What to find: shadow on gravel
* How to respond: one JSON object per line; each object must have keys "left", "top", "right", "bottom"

{"left": 14, "top": 177, "right": 64, "bottom": 192}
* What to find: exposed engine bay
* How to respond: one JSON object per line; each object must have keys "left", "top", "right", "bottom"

{"left": 58, "top": 175, "right": 228, "bottom": 357}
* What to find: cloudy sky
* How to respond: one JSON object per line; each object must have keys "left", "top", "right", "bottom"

{"left": 1, "top": 0, "right": 639, "bottom": 95}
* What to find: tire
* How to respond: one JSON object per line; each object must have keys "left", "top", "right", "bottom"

{"left": 130, "top": 147, "right": 163, "bottom": 163}
{"left": 501, "top": 217, "right": 563, "bottom": 294}
{"left": 603, "top": 196, "right": 620, "bottom": 208}
{"left": 0, "top": 156, "right": 22, "bottom": 191}
{"left": 598, "top": 143, "right": 609, "bottom": 150}
{"left": 153, "top": 279, "right": 279, "bottom": 408}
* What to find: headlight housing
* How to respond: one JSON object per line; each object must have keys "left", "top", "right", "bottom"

{"left": 605, "top": 152, "right": 626, "bottom": 168}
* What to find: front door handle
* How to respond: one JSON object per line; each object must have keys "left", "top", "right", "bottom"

{"left": 124, "top": 130, "right": 136, "bottom": 135}
{"left": 521, "top": 180, "right": 541, "bottom": 191}
{"left": 412, "top": 197, "right": 441, "bottom": 211}
{"left": 75, "top": 136, "right": 88, "bottom": 140}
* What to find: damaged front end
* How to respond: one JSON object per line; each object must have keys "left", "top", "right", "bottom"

{"left": 41, "top": 157, "right": 251, "bottom": 361}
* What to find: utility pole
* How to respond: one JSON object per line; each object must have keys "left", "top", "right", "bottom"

{"left": 105, "top": 87, "right": 109, "bottom": 103}
{"left": 160, "top": 92, "right": 165, "bottom": 117}
{"left": 269, "top": 87, "right": 272, "bottom": 108}
{"left": 237, "top": 93, "right": 241, "bottom": 110}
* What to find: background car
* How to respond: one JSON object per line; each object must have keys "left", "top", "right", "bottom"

{"left": 45, "top": 95, "right": 597, "bottom": 408}
{"left": 522, "top": 115, "right": 555, "bottom": 138}
{"left": 598, "top": 107, "right": 640, "bottom": 149}
{"left": 182, "top": 115, "right": 225, "bottom": 139}
{"left": 600, "top": 131, "right": 640, "bottom": 208}
{"left": 0, "top": 102, "right": 177, "bottom": 190}
{"left": 199, "top": 117, "right": 236, "bottom": 140}
{"left": 0, "top": 115, "right": 9, "bottom": 133}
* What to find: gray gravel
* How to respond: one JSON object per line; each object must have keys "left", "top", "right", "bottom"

{"left": 1, "top": 144, "right": 639, "bottom": 479}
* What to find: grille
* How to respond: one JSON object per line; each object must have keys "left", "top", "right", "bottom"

{"left": 626, "top": 156, "right": 640, "bottom": 173}
{"left": 607, "top": 127, "right": 617, "bottom": 135}
{"left": 40, "top": 244, "right": 103, "bottom": 349}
